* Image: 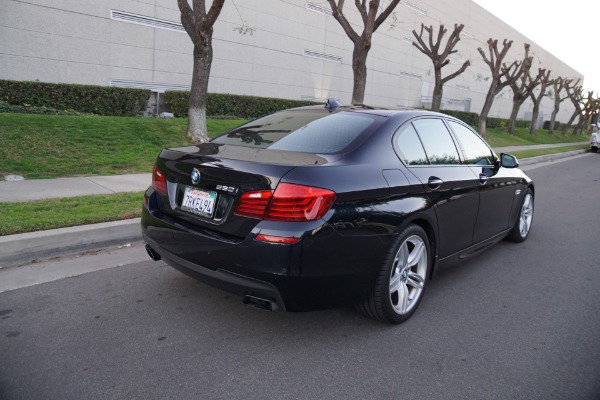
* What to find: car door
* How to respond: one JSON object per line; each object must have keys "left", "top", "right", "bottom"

{"left": 394, "top": 118, "right": 480, "bottom": 258}
{"left": 446, "top": 120, "right": 518, "bottom": 243}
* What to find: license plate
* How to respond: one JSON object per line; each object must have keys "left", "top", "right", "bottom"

{"left": 180, "top": 186, "right": 217, "bottom": 218}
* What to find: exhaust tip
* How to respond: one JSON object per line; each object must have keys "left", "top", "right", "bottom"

{"left": 145, "top": 244, "right": 161, "bottom": 261}
{"left": 243, "top": 294, "right": 276, "bottom": 311}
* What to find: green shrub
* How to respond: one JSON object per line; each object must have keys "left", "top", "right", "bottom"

{"left": 486, "top": 117, "right": 505, "bottom": 129}
{"left": 0, "top": 101, "right": 93, "bottom": 116}
{"left": 164, "top": 91, "right": 321, "bottom": 119}
{"left": 543, "top": 120, "right": 561, "bottom": 129}
{"left": 441, "top": 110, "right": 530, "bottom": 130}
{"left": 0, "top": 80, "right": 150, "bottom": 116}
{"left": 440, "top": 110, "right": 479, "bottom": 126}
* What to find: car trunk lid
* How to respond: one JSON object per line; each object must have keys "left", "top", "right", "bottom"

{"left": 153, "top": 143, "right": 331, "bottom": 239}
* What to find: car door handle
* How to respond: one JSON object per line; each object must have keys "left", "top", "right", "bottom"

{"left": 479, "top": 174, "right": 489, "bottom": 185}
{"left": 428, "top": 177, "right": 443, "bottom": 190}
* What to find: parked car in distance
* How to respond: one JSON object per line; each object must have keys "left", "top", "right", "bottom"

{"left": 141, "top": 101, "right": 534, "bottom": 324}
{"left": 591, "top": 124, "right": 599, "bottom": 153}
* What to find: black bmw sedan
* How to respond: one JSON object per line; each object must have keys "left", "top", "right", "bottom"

{"left": 141, "top": 102, "right": 534, "bottom": 324}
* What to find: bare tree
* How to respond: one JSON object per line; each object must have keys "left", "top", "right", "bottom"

{"left": 574, "top": 91, "right": 598, "bottom": 134}
{"left": 477, "top": 40, "right": 532, "bottom": 137}
{"left": 411, "top": 23, "right": 471, "bottom": 112}
{"left": 547, "top": 77, "right": 570, "bottom": 134}
{"left": 326, "top": 0, "right": 402, "bottom": 104}
{"left": 527, "top": 68, "right": 551, "bottom": 135}
{"left": 562, "top": 79, "right": 583, "bottom": 135}
{"left": 178, "top": 0, "right": 226, "bottom": 143}
{"left": 506, "top": 60, "right": 539, "bottom": 136}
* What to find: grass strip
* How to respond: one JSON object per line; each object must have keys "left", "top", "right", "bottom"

{"left": 484, "top": 127, "right": 589, "bottom": 148}
{"left": 0, "top": 192, "right": 144, "bottom": 236}
{"left": 511, "top": 144, "right": 589, "bottom": 159}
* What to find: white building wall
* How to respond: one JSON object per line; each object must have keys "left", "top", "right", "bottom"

{"left": 0, "top": 0, "right": 583, "bottom": 123}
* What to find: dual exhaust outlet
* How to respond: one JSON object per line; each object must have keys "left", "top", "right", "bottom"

{"left": 144, "top": 243, "right": 276, "bottom": 311}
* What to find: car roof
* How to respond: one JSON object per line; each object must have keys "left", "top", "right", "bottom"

{"left": 287, "top": 104, "right": 449, "bottom": 119}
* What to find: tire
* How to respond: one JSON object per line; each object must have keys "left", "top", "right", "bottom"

{"left": 357, "top": 224, "right": 430, "bottom": 324}
{"left": 507, "top": 189, "right": 534, "bottom": 243}
{"left": 592, "top": 146, "right": 598, "bottom": 153}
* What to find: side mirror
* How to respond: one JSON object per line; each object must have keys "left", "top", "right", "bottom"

{"left": 500, "top": 153, "right": 519, "bottom": 168}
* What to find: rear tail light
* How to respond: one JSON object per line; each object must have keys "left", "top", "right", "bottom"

{"left": 152, "top": 165, "right": 167, "bottom": 195}
{"left": 234, "top": 190, "right": 273, "bottom": 219}
{"left": 266, "top": 183, "right": 335, "bottom": 221}
{"left": 235, "top": 183, "right": 335, "bottom": 222}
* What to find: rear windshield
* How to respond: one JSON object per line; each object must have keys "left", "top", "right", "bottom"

{"left": 212, "top": 110, "right": 379, "bottom": 154}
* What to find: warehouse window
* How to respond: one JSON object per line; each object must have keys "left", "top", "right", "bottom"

{"left": 110, "top": 10, "right": 184, "bottom": 32}
{"left": 306, "top": 2, "right": 332, "bottom": 15}
{"left": 404, "top": 2, "right": 427, "bottom": 15}
{"left": 303, "top": 50, "right": 343, "bottom": 63}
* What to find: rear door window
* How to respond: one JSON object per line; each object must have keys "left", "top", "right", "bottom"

{"left": 412, "top": 119, "right": 461, "bottom": 165}
{"left": 447, "top": 120, "right": 495, "bottom": 165}
{"left": 394, "top": 123, "right": 429, "bottom": 165}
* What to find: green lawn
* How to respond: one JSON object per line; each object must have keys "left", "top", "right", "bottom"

{"left": 0, "top": 114, "right": 246, "bottom": 179}
{"left": 0, "top": 192, "right": 144, "bottom": 236}
{"left": 485, "top": 127, "right": 588, "bottom": 148}
{"left": 511, "top": 144, "right": 589, "bottom": 159}
{"left": 0, "top": 113, "right": 591, "bottom": 236}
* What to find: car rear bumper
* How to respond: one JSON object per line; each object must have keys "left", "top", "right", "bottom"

{"left": 141, "top": 205, "right": 387, "bottom": 311}
{"left": 143, "top": 233, "right": 287, "bottom": 310}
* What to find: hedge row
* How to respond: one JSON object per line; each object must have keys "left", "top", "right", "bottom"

{"left": 441, "top": 109, "right": 530, "bottom": 129}
{"left": 0, "top": 101, "right": 93, "bottom": 116}
{"left": 0, "top": 80, "right": 150, "bottom": 116}
{"left": 164, "top": 91, "right": 321, "bottom": 119}
{"left": 542, "top": 120, "right": 562, "bottom": 129}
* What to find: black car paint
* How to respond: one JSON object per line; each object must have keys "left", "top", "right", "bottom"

{"left": 141, "top": 108, "right": 533, "bottom": 312}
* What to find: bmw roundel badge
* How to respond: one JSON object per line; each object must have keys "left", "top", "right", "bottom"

{"left": 191, "top": 168, "right": 201, "bottom": 185}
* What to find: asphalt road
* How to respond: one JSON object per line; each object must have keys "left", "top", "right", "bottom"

{"left": 1, "top": 154, "right": 600, "bottom": 400}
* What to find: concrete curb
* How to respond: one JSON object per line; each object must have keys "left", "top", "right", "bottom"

{"left": 0, "top": 218, "right": 142, "bottom": 268}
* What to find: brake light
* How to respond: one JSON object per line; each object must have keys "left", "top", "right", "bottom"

{"left": 152, "top": 165, "right": 167, "bottom": 195}
{"left": 266, "top": 183, "right": 335, "bottom": 222}
{"left": 255, "top": 235, "right": 300, "bottom": 244}
{"left": 234, "top": 190, "right": 273, "bottom": 218}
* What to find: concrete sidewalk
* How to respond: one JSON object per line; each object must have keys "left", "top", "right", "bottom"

{"left": 0, "top": 173, "right": 151, "bottom": 203}
{"left": 0, "top": 143, "right": 591, "bottom": 269}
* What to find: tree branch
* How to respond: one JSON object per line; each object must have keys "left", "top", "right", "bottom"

{"left": 177, "top": 0, "right": 197, "bottom": 41}
{"left": 374, "top": 0, "right": 402, "bottom": 30}
{"left": 206, "top": 0, "right": 226, "bottom": 27}
{"left": 441, "top": 60, "right": 471, "bottom": 84}
{"left": 355, "top": 0, "right": 368, "bottom": 25}
{"left": 327, "top": 0, "right": 360, "bottom": 43}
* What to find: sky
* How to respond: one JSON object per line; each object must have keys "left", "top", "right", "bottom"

{"left": 472, "top": 0, "right": 599, "bottom": 93}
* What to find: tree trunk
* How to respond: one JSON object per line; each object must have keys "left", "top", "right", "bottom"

{"left": 478, "top": 90, "right": 496, "bottom": 137}
{"left": 574, "top": 114, "right": 588, "bottom": 135}
{"left": 431, "top": 68, "right": 443, "bottom": 112}
{"left": 351, "top": 42, "right": 370, "bottom": 105}
{"left": 548, "top": 102, "right": 560, "bottom": 134}
{"left": 530, "top": 102, "right": 540, "bottom": 135}
{"left": 507, "top": 98, "right": 521, "bottom": 136}
{"left": 187, "top": 33, "right": 213, "bottom": 143}
{"left": 562, "top": 110, "right": 579, "bottom": 135}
